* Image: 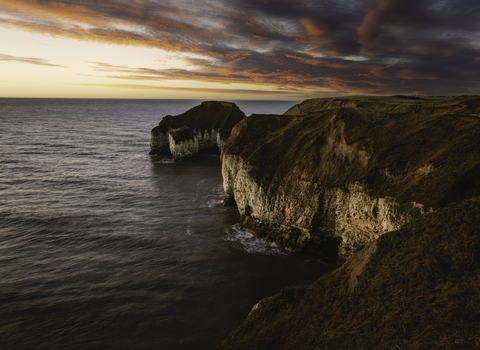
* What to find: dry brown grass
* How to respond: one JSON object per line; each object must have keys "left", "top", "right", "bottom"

{"left": 345, "top": 240, "right": 377, "bottom": 292}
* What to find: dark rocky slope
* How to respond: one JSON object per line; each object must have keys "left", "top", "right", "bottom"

{"left": 150, "top": 101, "right": 245, "bottom": 161}
{"left": 219, "top": 198, "right": 480, "bottom": 349}
{"left": 221, "top": 95, "right": 480, "bottom": 258}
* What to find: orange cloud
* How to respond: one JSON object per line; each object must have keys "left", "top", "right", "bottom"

{"left": 299, "top": 17, "right": 341, "bottom": 56}
{"left": 0, "top": 0, "right": 109, "bottom": 26}
{"left": 0, "top": 0, "right": 209, "bottom": 53}
{"left": 301, "top": 17, "right": 325, "bottom": 38}
{"left": 2, "top": 18, "right": 194, "bottom": 52}
{"left": 356, "top": 0, "right": 393, "bottom": 55}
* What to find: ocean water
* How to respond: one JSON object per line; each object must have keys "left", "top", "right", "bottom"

{"left": 0, "top": 99, "right": 337, "bottom": 349}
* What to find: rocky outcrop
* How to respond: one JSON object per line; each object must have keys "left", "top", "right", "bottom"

{"left": 221, "top": 95, "right": 480, "bottom": 258}
{"left": 150, "top": 101, "right": 245, "bottom": 160}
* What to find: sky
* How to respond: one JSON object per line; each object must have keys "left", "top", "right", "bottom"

{"left": 0, "top": 0, "right": 479, "bottom": 100}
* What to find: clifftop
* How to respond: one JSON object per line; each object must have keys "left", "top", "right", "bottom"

{"left": 284, "top": 95, "right": 480, "bottom": 117}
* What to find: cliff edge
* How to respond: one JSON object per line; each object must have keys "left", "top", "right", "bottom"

{"left": 221, "top": 95, "right": 480, "bottom": 258}
{"left": 150, "top": 101, "right": 245, "bottom": 161}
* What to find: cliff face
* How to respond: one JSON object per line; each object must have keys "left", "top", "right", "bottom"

{"left": 168, "top": 126, "right": 199, "bottom": 161}
{"left": 150, "top": 101, "right": 245, "bottom": 160}
{"left": 221, "top": 96, "right": 480, "bottom": 258}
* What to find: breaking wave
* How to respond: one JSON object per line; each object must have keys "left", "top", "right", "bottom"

{"left": 223, "top": 225, "right": 290, "bottom": 256}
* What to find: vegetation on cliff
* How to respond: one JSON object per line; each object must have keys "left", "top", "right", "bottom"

{"left": 220, "top": 198, "right": 480, "bottom": 349}
{"left": 221, "top": 95, "right": 480, "bottom": 257}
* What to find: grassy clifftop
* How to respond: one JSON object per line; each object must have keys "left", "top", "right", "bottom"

{"left": 220, "top": 198, "right": 480, "bottom": 349}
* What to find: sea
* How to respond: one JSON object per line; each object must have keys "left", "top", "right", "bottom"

{"left": 0, "top": 99, "right": 338, "bottom": 350}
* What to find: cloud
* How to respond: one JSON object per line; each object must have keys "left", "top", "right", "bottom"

{"left": 0, "top": 53, "right": 68, "bottom": 67}
{"left": 1, "top": 0, "right": 479, "bottom": 95}
{"left": 84, "top": 49, "right": 479, "bottom": 96}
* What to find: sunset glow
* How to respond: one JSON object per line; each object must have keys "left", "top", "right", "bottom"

{"left": 1, "top": 0, "right": 479, "bottom": 99}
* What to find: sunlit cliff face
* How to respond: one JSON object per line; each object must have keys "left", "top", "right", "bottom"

{"left": 1, "top": 0, "right": 479, "bottom": 99}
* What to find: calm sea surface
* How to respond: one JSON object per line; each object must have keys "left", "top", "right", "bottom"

{"left": 0, "top": 99, "right": 337, "bottom": 349}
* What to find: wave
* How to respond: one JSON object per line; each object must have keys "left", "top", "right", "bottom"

{"left": 223, "top": 225, "right": 289, "bottom": 256}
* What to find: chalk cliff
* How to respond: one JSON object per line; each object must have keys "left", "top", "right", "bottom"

{"left": 168, "top": 126, "right": 199, "bottom": 161}
{"left": 150, "top": 101, "right": 245, "bottom": 160}
{"left": 221, "top": 96, "right": 480, "bottom": 258}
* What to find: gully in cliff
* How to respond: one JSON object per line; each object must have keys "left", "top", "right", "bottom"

{"left": 149, "top": 101, "right": 245, "bottom": 161}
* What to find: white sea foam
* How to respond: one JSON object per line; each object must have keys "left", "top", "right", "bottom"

{"left": 200, "top": 199, "right": 224, "bottom": 208}
{"left": 154, "top": 158, "right": 174, "bottom": 164}
{"left": 223, "top": 225, "right": 289, "bottom": 256}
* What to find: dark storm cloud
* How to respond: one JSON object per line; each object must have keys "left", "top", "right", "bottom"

{"left": 357, "top": 0, "right": 480, "bottom": 56}
{"left": 221, "top": 0, "right": 364, "bottom": 55}
{"left": 1, "top": 0, "right": 479, "bottom": 95}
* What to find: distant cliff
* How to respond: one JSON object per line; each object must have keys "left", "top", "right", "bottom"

{"left": 150, "top": 101, "right": 245, "bottom": 161}
{"left": 221, "top": 95, "right": 480, "bottom": 258}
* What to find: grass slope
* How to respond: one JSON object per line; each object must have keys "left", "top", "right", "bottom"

{"left": 220, "top": 198, "right": 480, "bottom": 349}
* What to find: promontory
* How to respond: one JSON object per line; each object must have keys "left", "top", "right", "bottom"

{"left": 221, "top": 95, "right": 480, "bottom": 258}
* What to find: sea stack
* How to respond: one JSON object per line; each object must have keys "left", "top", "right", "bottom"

{"left": 150, "top": 101, "right": 245, "bottom": 161}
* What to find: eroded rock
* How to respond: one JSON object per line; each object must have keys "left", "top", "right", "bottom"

{"left": 168, "top": 126, "right": 199, "bottom": 161}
